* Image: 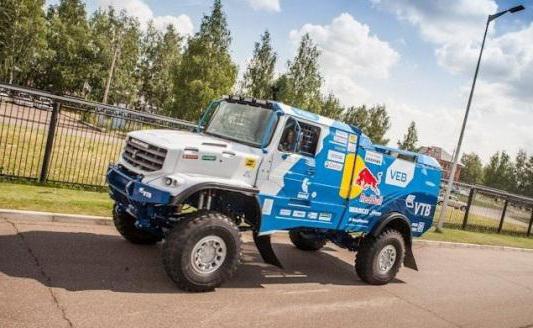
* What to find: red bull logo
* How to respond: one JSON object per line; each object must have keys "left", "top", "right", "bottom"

{"left": 355, "top": 168, "right": 382, "bottom": 196}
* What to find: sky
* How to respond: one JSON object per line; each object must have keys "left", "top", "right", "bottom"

{"left": 47, "top": 0, "right": 533, "bottom": 163}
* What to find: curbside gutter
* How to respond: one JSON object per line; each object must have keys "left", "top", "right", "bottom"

{"left": 1, "top": 208, "right": 532, "bottom": 253}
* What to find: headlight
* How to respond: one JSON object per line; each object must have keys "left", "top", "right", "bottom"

{"left": 164, "top": 177, "right": 178, "bottom": 187}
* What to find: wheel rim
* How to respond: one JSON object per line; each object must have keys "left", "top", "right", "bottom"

{"left": 377, "top": 244, "right": 397, "bottom": 274}
{"left": 191, "top": 235, "right": 227, "bottom": 274}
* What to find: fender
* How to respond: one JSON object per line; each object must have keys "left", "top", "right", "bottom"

{"left": 369, "top": 212, "right": 418, "bottom": 271}
{"left": 172, "top": 182, "right": 259, "bottom": 205}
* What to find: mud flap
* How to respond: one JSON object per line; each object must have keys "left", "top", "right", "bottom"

{"left": 253, "top": 232, "right": 283, "bottom": 268}
{"left": 404, "top": 245, "right": 418, "bottom": 271}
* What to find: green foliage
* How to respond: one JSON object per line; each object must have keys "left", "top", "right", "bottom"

{"left": 483, "top": 151, "right": 514, "bottom": 191}
{"left": 171, "top": 0, "right": 237, "bottom": 120}
{"left": 240, "top": 30, "right": 277, "bottom": 99}
{"left": 0, "top": 0, "right": 47, "bottom": 84}
{"left": 276, "top": 33, "right": 322, "bottom": 112}
{"left": 342, "top": 104, "right": 390, "bottom": 145}
{"left": 460, "top": 152, "right": 483, "bottom": 184}
{"left": 397, "top": 121, "right": 418, "bottom": 152}
{"left": 318, "top": 93, "right": 344, "bottom": 120}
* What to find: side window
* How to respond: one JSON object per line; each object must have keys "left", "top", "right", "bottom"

{"left": 278, "top": 118, "right": 320, "bottom": 157}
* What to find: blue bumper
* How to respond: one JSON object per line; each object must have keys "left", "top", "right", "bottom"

{"left": 106, "top": 165, "right": 173, "bottom": 231}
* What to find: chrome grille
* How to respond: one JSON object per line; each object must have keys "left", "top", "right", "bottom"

{"left": 122, "top": 137, "right": 167, "bottom": 172}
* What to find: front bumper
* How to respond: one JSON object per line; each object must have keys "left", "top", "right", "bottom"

{"left": 106, "top": 164, "right": 173, "bottom": 231}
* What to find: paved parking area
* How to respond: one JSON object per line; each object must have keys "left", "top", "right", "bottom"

{"left": 1, "top": 217, "right": 533, "bottom": 328}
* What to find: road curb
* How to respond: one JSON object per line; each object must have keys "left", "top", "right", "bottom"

{"left": 0, "top": 208, "right": 113, "bottom": 226}
{"left": 414, "top": 239, "right": 533, "bottom": 253}
{"left": 1, "top": 208, "right": 532, "bottom": 253}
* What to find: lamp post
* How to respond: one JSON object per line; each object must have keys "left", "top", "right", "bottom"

{"left": 436, "top": 5, "right": 525, "bottom": 232}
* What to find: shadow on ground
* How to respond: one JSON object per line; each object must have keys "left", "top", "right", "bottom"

{"left": 0, "top": 230, "right": 403, "bottom": 293}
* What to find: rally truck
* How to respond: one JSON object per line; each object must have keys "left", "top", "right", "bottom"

{"left": 106, "top": 96, "right": 442, "bottom": 292}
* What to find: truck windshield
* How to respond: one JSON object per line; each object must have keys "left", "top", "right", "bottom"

{"left": 205, "top": 101, "right": 276, "bottom": 147}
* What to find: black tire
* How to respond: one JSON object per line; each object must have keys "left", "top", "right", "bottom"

{"left": 289, "top": 230, "right": 327, "bottom": 251}
{"left": 162, "top": 211, "right": 241, "bottom": 292}
{"left": 113, "top": 205, "right": 161, "bottom": 245}
{"left": 355, "top": 229, "right": 405, "bottom": 285}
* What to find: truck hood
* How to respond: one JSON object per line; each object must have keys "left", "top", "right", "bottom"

{"left": 126, "top": 129, "right": 263, "bottom": 184}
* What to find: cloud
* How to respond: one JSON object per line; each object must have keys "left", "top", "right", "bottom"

{"left": 247, "top": 0, "right": 281, "bottom": 12}
{"left": 96, "top": 0, "right": 194, "bottom": 35}
{"left": 289, "top": 13, "right": 399, "bottom": 105}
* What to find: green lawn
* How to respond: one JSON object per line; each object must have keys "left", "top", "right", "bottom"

{"left": 0, "top": 182, "right": 112, "bottom": 217}
{"left": 0, "top": 181, "right": 531, "bottom": 249}
{"left": 421, "top": 228, "right": 533, "bottom": 249}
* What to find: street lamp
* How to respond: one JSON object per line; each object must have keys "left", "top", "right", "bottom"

{"left": 435, "top": 4, "right": 525, "bottom": 232}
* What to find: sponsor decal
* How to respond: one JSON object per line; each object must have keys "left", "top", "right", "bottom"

{"left": 325, "top": 160, "right": 343, "bottom": 171}
{"left": 138, "top": 187, "right": 152, "bottom": 199}
{"left": 307, "top": 212, "right": 318, "bottom": 219}
{"left": 347, "top": 143, "right": 356, "bottom": 153}
{"left": 405, "top": 195, "right": 432, "bottom": 217}
{"left": 201, "top": 154, "right": 216, "bottom": 161}
{"left": 293, "top": 210, "right": 306, "bottom": 218}
{"left": 348, "top": 134, "right": 357, "bottom": 143}
{"left": 262, "top": 198, "right": 273, "bottom": 215}
{"left": 298, "top": 178, "right": 310, "bottom": 199}
{"left": 350, "top": 218, "right": 369, "bottom": 224}
{"left": 349, "top": 207, "right": 369, "bottom": 215}
{"left": 244, "top": 157, "right": 257, "bottom": 169}
{"left": 327, "top": 150, "right": 345, "bottom": 163}
{"left": 359, "top": 194, "right": 383, "bottom": 205}
{"left": 182, "top": 154, "right": 198, "bottom": 159}
{"left": 339, "top": 154, "right": 382, "bottom": 203}
{"left": 318, "top": 213, "right": 332, "bottom": 222}
{"left": 365, "top": 151, "right": 383, "bottom": 166}
{"left": 385, "top": 159, "right": 415, "bottom": 188}
{"left": 280, "top": 209, "right": 291, "bottom": 216}
{"left": 336, "top": 130, "right": 348, "bottom": 139}
{"left": 333, "top": 134, "right": 347, "bottom": 145}
{"left": 370, "top": 210, "right": 382, "bottom": 216}
{"left": 411, "top": 222, "right": 426, "bottom": 233}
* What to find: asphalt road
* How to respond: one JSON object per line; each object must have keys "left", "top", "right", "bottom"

{"left": 1, "top": 217, "right": 533, "bottom": 328}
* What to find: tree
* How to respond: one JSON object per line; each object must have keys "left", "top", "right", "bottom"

{"left": 89, "top": 8, "right": 142, "bottom": 106}
{"left": 276, "top": 33, "right": 322, "bottom": 112}
{"left": 39, "top": 0, "right": 93, "bottom": 94}
{"left": 342, "top": 104, "right": 390, "bottom": 145}
{"left": 138, "top": 23, "right": 183, "bottom": 113}
{"left": 240, "top": 30, "right": 276, "bottom": 99}
{"left": 460, "top": 152, "right": 483, "bottom": 184}
{"left": 0, "top": 0, "right": 47, "bottom": 84}
{"left": 513, "top": 149, "right": 529, "bottom": 195}
{"left": 318, "top": 93, "right": 344, "bottom": 120}
{"left": 397, "top": 121, "right": 418, "bottom": 151}
{"left": 483, "top": 151, "right": 514, "bottom": 191}
{"left": 171, "top": 0, "right": 237, "bottom": 120}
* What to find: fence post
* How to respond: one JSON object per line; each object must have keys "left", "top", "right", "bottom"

{"left": 462, "top": 188, "right": 475, "bottom": 230}
{"left": 39, "top": 102, "right": 60, "bottom": 183}
{"left": 497, "top": 199, "right": 508, "bottom": 233}
{"left": 527, "top": 207, "right": 533, "bottom": 237}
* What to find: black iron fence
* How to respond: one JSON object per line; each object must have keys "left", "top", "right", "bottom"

{"left": 440, "top": 180, "right": 533, "bottom": 237}
{"left": 0, "top": 83, "right": 195, "bottom": 188}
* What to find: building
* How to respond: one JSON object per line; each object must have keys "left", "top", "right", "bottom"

{"left": 419, "top": 146, "right": 463, "bottom": 182}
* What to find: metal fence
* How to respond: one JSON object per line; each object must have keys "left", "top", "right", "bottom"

{"left": 0, "top": 83, "right": 195, "bottom": 188}
{"left": 440, "top": 180, "right": 533, "bottom": 237}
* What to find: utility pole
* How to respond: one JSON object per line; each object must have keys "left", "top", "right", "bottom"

{"left": 102, "top": 45, "right": 119, "bottom": 104}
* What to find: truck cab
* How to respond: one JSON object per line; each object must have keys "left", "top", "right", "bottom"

{"left": 107, "top": 96, "right": 441, "bottom": 292}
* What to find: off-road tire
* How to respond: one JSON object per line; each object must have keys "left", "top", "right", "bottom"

{"left": 355, "top": 229, "right": 405, "bottom": 285}
{"left": 113, "top": 205, "right": 161, "bottom": 244}
{"left": 289, "top": 230, "right": 327, "bottom": 251}
{"left": 162, "top": 211, "right": 241, "bottom": 292}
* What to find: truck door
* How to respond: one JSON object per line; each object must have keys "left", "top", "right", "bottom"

{"left": 257, "top": 118, "right": 357, "bottom": 233}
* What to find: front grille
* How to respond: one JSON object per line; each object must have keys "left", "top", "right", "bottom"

{"left": 123, "top": 137, "right": 167, "bottom": 172}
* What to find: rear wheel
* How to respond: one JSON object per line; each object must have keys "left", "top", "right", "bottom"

{"left": 289, "top": 230, "right": 327, "bottom": 251}
{"left": 162, "top": 211, "right": 241, "bottom": 292}
{"left": 113, "top": 204, "right": 161, "bottom": 245}
{"left": 355, "top": 229, "right": 405, "bottom": 285}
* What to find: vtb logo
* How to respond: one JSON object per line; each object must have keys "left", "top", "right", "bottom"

{"left": 405, "top": 195, "right": 431, "bottom": 217}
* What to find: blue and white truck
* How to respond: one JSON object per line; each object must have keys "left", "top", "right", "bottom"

{"left": 107, "top": 96, "right": 442, "bottom": 292}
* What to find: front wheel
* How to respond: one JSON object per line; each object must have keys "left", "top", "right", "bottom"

{"left": 355, "top": 229, "right": 405, "bottom": 285}
{"left": 162, "top": 211, "right": 241, "bottom": 292}
{"left": 113, "top": 204, "right": 161, "bottom": 244}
